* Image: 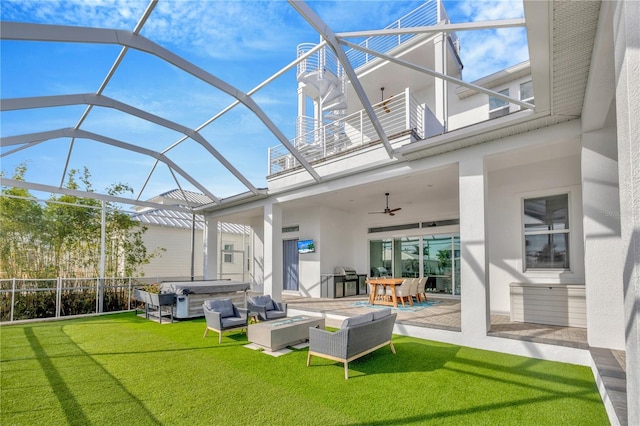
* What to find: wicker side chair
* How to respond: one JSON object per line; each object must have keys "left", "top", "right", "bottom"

{"left": 203, "top": 299, "right": 249, "bottom": 344}
{"left": 416, "top": 277, "right": 428, "bottom": 302}
{"left": 387, "top": 279, "right": 413, "bottom": 307}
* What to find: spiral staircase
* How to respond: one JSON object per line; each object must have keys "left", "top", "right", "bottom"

{"left": 295, "top": 43, "right": 347, "bottom": 157}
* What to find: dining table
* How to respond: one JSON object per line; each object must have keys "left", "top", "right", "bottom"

{"left": 366, "top": 278, "right": 405, "bottom": 308}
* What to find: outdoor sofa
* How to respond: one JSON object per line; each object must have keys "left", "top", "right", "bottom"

{"left": 306, "top": 308, "right": 397, "bottom": 379}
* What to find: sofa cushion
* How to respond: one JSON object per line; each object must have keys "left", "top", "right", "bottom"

{"left": 251, "top": 295, "right": 276, "bottom": 311}
{"left": 341, "top": 312, "right": 374, "bottom": 328}
{"left": 265, "top": 309, "right": 286, "bottom": 320}
{"left": 221, "top": 316, "right": 246, "bottom": 328}
{"left": 206, "top": 298, "right": 235, "bottom": 318}
{"left": 372, "top": 308, "right": 392, "bottom": 321}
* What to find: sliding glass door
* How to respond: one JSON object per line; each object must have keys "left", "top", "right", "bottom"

{"left": 369, "top": 233, "right": 460, "bottom": 295}
{"left": 422, "top": 234, "right": 460, "bottom": 295}
{"left": 369, "top": 238, "right": 393, "bottom": 277}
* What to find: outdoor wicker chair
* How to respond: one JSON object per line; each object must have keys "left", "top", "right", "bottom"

{"left": 203, "top": 298, "right": 249, "bottom": 343}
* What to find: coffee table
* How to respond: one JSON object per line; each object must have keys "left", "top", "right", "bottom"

{"left": 248, "top": 316, "right": 325, "bottom": 351}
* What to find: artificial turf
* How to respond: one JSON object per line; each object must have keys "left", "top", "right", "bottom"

{"left": 0, "top": 313, "right": 608, "bottom": 425}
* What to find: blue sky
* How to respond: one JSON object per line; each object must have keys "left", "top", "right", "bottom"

{"left": 0, "top": 0, "right": 527, "bottom": 205}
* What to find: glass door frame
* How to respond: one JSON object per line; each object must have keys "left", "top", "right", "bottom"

{"left": 368, "top": 231, "right": 460, "bottom": 297}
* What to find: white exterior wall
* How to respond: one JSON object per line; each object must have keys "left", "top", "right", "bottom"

{"left": 449, "top": 75, "right": 533, "bottom": 131}
{"left": 139, "top": 224, "right": 248, "bottom": 281}
{"left": 612, "top": 0, "right": 640, "bottom": 422}
{"left": 487, "top": 150, "right": 585, "bottom": 314}
{"left": 139, "top": 225, "right": 204, "bottom": 280}
{"left": 218, "top": 232, "right": 250, "bottom": 279}
{"left": 581, "top": 127, "right": 626, "bottom": 349}
{"left": 281, "top": 205, "right": 356, "bottom": 297}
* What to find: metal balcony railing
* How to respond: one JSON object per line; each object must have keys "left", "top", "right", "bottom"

{"left": 269, "top": 89, "right": 426, "bottom": 175}
{"left": 345, "top": 0, "right": 456, "bottom": 70}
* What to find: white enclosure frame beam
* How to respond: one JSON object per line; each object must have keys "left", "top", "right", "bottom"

{"left": 1, "top": 128, "right": 220, "bottom": 203}
{"left": 288, "top": 0, "right": 394, "bottom": 157}
{"left": 1, "top": 93, "right": 258, "bottom": 194}
{"left": 340, "top": 39, "right": 535, "bottom": 111}
{"left": 0, "top": 21, "right": 321, "bottom": 183}
{"left": 0, "top": 178, "right": 194, "bottom": 213}
{"left": 336, "top": 18, "right": 526, "bottom": 39}
{"left": 65, "top": 0, "right": 158, "bottom": 191}
{"left": 140, "top": 42, "right": 328, "bottom": 199}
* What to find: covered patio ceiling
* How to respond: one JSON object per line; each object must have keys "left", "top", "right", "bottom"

{"left": 1, "top": 0, "right": 543, "bottom": 214}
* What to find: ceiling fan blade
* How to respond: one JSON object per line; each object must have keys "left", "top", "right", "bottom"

{"left": 368, "top": 211, "right": 385, "bottom": 214}
{"left": 388, "top": 207, "right": 402, "bottom": 213}
{"left": 388, "top": 212, "right": 395, "bottom": 216}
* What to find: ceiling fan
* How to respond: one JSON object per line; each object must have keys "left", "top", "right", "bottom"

{"left": 368, "top": 192, "right": 401, "bottom": 216}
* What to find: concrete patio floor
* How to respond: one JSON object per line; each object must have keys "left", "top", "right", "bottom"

{"left": 283, "top": 293, "right": 589, "bottom": 349}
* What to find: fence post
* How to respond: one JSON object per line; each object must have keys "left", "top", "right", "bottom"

{"left": 95, "top": 278, "right": 100, "bottom": 314}
{"left": 10, "top": 278, "right": 16, "bottom": 322}
{"left": 55, "top": 277, "right": 62, "bottom": 318}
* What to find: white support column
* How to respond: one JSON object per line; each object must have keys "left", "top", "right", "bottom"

{"left": 613, "top": 0, "right": 640, "bottom": 423}
{"left": 459, "top": 158, "right": 489, "bottom": 338}
{"left": 251, "top": 216, "right": 265, "bottom": 293}
{"left": 263, "top": 201, "right": 283, "bottom": 301}
{"left": 581, "top": 128, "right": 625, "bottom": 350}
{"left": 434, "top": 33, "right": 448, "bottom": 132}
{"left": 203, "top": 216, "right": 219, "bottom": 279}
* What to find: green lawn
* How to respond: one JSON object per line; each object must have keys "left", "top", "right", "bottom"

{"left": 1, "top": 313, "right": 608, "bottom": 425}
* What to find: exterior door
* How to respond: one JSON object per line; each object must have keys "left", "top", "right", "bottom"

{"left": 283, "top": 239, "right": 299, "bottom": 291}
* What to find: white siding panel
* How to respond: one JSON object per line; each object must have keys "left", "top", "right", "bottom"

{"left": 510, "top": 283, "right": 586, "bottom": 327}
{"left": 141, "top": 226, "right": 204, "bottom": 280}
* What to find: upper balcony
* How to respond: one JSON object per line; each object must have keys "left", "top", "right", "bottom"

{"left": 268, "top": 88, "right": 434, "bottom": 177}
{"left": 266, "top": 0, "right": 533, "bottom": 190}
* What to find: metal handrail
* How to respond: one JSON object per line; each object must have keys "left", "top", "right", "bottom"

{"left": 269, "top": 89, "right": 429, "bottom": 175}
{"left": 345, "top": 0, "right": 442, "bottom": 70}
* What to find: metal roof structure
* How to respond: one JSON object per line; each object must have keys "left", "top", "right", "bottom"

{"left": 1, "top": 0, "right": 536, "bottom": 213}
{"left": 131, "top": 207, "right": 249, "bottom": 234}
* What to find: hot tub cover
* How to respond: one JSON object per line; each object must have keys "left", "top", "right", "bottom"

{"left": 159, "top": 280, "right": 250, "bottom": 295}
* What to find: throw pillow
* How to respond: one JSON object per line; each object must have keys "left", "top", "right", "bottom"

{"left": 209, "top": 299, "right": 234, "bottom": 318}
{"left": 252, "top": 295, "right": 276, "bottom": 311}
{"left": 372, "top": 308, "right": 392, "bottom": 320}
{"left": 341, "top": 312, "right": 374, "bottom": 328}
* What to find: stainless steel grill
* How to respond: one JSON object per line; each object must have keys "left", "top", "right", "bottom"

{"left": 334, "top": 267, "right": 358, "bottom": 281}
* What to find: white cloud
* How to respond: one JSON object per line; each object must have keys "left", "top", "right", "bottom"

{"left": 444, "top": 0, "right": 528, "bottom": 81}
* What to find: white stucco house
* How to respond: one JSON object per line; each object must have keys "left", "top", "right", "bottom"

{"left": 131, "top": 189, "right": 252, "bottom": 282}
{"left": 191, "top": 1, "right": 638, "bottom": 424}
{"left": 1, "top": 0, "right": 637, "bottom": 424}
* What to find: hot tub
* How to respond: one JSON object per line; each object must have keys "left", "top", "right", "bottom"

{"left": 160, "top": 280, "right": 250, "bottom": 319}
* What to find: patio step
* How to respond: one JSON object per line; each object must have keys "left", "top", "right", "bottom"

{"left": 590, "top": 347, "right": 627, "bottom": 425}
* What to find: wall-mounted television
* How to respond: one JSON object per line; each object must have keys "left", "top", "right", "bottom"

{"left": 297, "top": 239, "right": 315, "bottom": 254}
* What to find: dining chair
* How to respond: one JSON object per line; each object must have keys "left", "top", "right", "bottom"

{"left": 367, "top": 281, "right": 386, "bottom": 302}
{"left": 387, "top": 279, "right": 413, "bottom": 307}
{"left": 409, "top": 278, "right": 420, "bottom": 303}
{"left": 417, "top": 277, "right": 428, "bottom": 302}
